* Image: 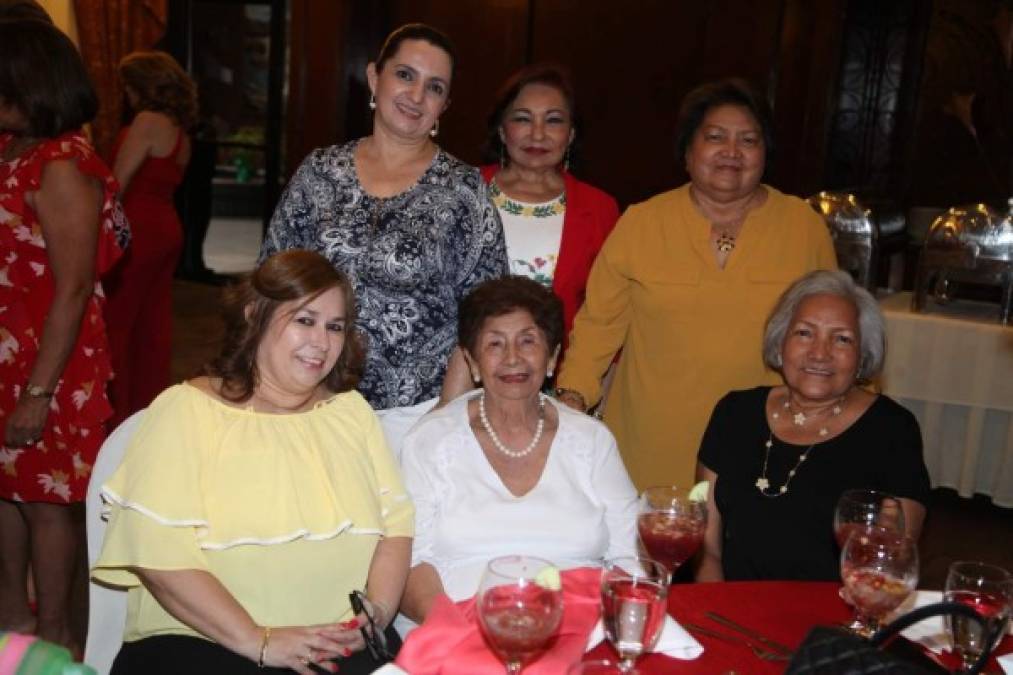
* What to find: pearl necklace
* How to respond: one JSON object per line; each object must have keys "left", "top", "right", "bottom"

{"left": 756, "top": 394, "right": 846, "bottom": 497}
{"left": 478, "top": 392, "right": 546, "bottom": 459}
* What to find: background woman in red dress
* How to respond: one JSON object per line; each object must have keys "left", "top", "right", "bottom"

{"left": 0, "top": 19, "right": 128, "bottom": 651}
{"left": 104, "top": 51, "right": 197, "bottom": 428}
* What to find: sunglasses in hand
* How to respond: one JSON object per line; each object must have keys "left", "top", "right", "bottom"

{"left": 348, "top": 590, "right": 394, "bottom": 664}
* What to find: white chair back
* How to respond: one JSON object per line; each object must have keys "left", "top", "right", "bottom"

{"left": 83, "top": 410, "right": 145, "bottom": 675}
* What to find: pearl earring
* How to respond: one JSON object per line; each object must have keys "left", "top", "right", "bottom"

{"left": 368, "top": 94, "right": 376, "bottom": 110}
{"left": 430, "top": 119, "right": 439, "bottom": 138}
{"left": 547, "top": 369, "right": 554, "bottom": 378}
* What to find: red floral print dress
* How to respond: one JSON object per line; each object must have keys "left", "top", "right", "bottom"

{"left": 0, "top": 131, "right": 129, "bottom": 503}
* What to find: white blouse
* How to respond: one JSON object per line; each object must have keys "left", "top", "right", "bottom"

{"left": 400, "top": 393, "right": 638, "bottom": 602}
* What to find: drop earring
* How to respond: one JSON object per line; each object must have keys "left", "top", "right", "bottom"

{"left": 499, "top": 144, "right": 506, "bottom": 169}
{"left": 368, "top": 94, "right": 376, "bottom": 110}
{"left": 563, "top": 145, "right": 571, "bottom": 172}
{"left": 430, "top": 119, "right": 439, "bottom": 138}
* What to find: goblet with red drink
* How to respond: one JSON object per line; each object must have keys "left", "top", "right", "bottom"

{"left": 636, "top": 486, "right": 707, "bottom": 578}
{"left": 833, "top": 488, "right": 906, "bottom": 550}
{"left": 476, "top": 555, "right": 564, "bottom": 674}
{"left": 944, "top": 561, "right": 1012, "bottom": 672}
{"left": 840, "top": 527, "right": 918, "bottom": 637}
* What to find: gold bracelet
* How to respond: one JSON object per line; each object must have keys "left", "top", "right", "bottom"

{"left": 257, "top": 626, "right": 271, "bottom": 668}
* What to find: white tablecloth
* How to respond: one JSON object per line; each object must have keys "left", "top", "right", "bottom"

{"left": 878, "top": 292, "right": 1013, "bottom": 507}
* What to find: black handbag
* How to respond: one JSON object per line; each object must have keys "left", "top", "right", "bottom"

{"left": 785, "top": 601, "right": 1000, "bottom": 674}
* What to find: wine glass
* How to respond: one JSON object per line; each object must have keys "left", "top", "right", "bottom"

{"left": 840, "top": 527, "right": 918, "bottom": 637}
{"left": 567, "top": 660, "right": 624, "bottom": 674}
{"left": 600, "top": 556, "right": 669, "bottom": 673}
{"left": 636, "top": 486, "right": 707, "bottom": 578}
{"left": 833, "top": 489, "right": 906, "bottom": 549}
{"left": 944, "top": 561, "right": 1013, "bottom": 672}
{"left": 476, "top": 555, "right": 564, "bottom": 674}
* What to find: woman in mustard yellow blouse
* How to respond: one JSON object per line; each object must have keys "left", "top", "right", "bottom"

{"left": 93, "top": 250, "right": 413, "bottom": 675}
{"left": 555, "top": 78, "right": 837, "bottom": 490}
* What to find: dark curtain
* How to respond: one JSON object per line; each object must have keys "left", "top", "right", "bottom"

{"left": 73, "top": 0, "right": 168, "bottom": 157}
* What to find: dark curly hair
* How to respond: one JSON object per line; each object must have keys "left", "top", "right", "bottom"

{"left": 458, "top": 276, "right": 564, "bottom": 358}
{"left": 207, "top": 250, "right": 365, "bottom": 402}
{"left": 484, "top": 63, "right": 581, "bottom": 168}
{"left": 119, "top": 50, "right": 198, "bottom": 129}
{"left": 674, "top": 77, "right": 775, "bottom": 170}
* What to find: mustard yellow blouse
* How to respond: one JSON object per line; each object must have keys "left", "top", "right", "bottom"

{"left": 92, "top": 383, "right": 414, "bottom": 643}
{"left": 557, "top": 184, "right": 837, "bottom": 489}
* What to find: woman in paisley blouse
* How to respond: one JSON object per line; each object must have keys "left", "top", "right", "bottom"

{"left": 263, "top": 24, "right": 508, "bottom": 453}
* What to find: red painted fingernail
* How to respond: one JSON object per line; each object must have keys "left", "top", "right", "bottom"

{"left": 347, "top": 618, "right": 359, "bottom": 629}
{"left": 329, "top": 664, "right": 339, "bottom": 673}
{"left": 343, "top": 647, "right": 352, "bottom": 657}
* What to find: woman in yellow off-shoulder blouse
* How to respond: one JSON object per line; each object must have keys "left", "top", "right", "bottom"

{"left": 93, "top": 250, "right": 413, "bottom": 675}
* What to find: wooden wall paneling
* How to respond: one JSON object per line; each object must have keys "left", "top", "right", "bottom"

{"left": 695, "top": 0, "right": 786, "bottom": 86}
{"left": 768, "top": 0, "right": 848, "bottom": 196}
{"left": 530, "top": 0, "right": 712, "bottom": 207}
{"left": 379, "top": 0, "right": 531, "bottom": 165}
{"left": 285, "top": 0, "right": 350, "bottom": 177}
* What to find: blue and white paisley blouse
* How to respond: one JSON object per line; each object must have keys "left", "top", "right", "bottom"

{"left": 262, "top": 140, "right": 508, "bottom": 409}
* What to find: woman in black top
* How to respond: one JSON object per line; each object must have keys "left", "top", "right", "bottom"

{"left": 696, "top": 270, "right": 930, "bottom": 582}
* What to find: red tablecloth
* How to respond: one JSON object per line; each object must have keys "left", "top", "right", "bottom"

{"left": 585, "top": 581, "right": 1013, "bottom": 673}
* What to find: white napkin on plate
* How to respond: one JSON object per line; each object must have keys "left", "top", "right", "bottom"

{"left": 373, "top": 664, "right": 409, "bottom": 675}
{"left": 586, "top": 615, "right": 704, "bottom": 660}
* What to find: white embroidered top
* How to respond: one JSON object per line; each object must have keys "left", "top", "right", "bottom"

{"left": 490, "top": 180, "right": 565, "bottom": 287}
{"left": 400, "top": 392, "right": 638, "bottom": 603}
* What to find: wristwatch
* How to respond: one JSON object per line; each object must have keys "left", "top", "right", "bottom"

{"left": 23, "top": 384, "right": 55, "bottom": 399}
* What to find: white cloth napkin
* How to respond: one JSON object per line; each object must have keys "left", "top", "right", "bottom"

{"left": 373, "top": 664, "right": 410, "bottom": 675}
{"left": 897, "top": 590, "right": 949, "bottom": 654}
{"left": 586, "top": 615, "right": 704, "bottom": 660}
{"left": 998, "top": 652, "right": 1013, "bottom": 675}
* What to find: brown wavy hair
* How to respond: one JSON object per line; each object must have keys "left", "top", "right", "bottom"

{"left": 206, "top": 250, "right": 365, "bottom": 402}
{"left": 119, "top": 50, "right": 198, "bottom": 129}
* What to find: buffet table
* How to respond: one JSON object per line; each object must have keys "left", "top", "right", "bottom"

{"left": 877, "top": 292, "right": 1013, "bottom": 507}
{"left": 584, "top": 581, "right": 1013, "bottom": 673}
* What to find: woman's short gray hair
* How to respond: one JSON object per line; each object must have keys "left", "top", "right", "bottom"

{"left": 762, "top": 270, "right": 885, "bottom": 381}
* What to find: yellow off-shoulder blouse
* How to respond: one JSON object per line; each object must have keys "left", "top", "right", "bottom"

{"left": 92, "top": 383, "right": 414, "bottom": 643}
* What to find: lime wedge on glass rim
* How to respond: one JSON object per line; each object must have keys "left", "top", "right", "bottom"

{"left": 688, "top": 480, "right": 710, "bottom": 502}
{"left": 534, "top": 565, "right": 562, "bottom": 591}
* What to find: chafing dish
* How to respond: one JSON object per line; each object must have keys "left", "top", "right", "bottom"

{"left": 806, "top": 191, "right": 877, "bottom": 289}
{"left": 912, "top": 200, "right": 1013, "bottom": 324}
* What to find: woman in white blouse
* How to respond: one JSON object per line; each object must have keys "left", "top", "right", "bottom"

{"left": 398, "top": 276, "right": 637, "bottom": 626}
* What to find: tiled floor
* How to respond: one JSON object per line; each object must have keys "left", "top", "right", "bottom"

{"left": 170, "top": 277, "right": 1013, "bottom": 590}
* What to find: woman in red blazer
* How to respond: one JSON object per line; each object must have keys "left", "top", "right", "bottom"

{"left": 480, "top": 64, "right": 620, "bottom": 348}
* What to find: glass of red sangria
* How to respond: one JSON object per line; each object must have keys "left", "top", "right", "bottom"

{"left": 600, "top": 556, "right": 669, "bottom": 673}
{"left": 833, "top": 488, "right": 906, "bottom": 549}
{"left": 636, "top": 486, "right": 707, "bottom": 579}
{"left": 476, "top": 555, "right": 564, "bottom": 674}
{"left": 840, "top": 527, "right": 918, "bottom": 637}
{"left": 944, "top": 561, "right": 1012, "bottom": 672}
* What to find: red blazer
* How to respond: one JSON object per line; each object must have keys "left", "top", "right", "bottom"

{"left": 481, "top": 165, "right": 620, "bottom": 344}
